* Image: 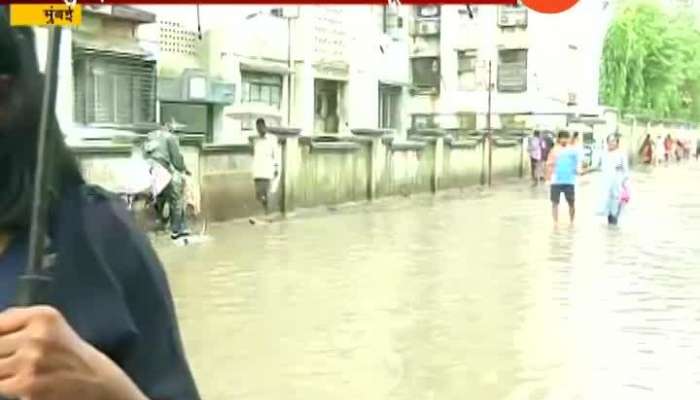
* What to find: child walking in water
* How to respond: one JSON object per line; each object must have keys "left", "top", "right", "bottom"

{"left": 546, "top": 131, "right": 583, "bottom": 226}
{"left": 598, "top": 135, "right": 629, "bottom": 225}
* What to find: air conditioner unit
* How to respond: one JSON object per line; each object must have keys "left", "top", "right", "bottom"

{"left": 416, "top": 5, "right": 440, "bottom": 18}
{"left": 498, "top": 8, "right": 527, "bottom": 27}
{"left": 411, "top": 20, "right": 440, "bottom": 36}
{"left": 499, "top": 15, "right": 515, "bottom": 27}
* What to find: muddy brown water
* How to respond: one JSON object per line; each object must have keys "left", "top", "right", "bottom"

{"left": 158, "top": 164, "right": 700, "bottom": 400}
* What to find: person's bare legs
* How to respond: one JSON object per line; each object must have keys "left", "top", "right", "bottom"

{"left": 568, "top": 204, "right": 575, "bottom": 225}
{"left": 552, "top": 204, "right": 559, "bottom": 226}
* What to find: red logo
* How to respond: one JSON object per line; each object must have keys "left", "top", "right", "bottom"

{"left": 522, "top": 0, "right": 579, "bottom": 13}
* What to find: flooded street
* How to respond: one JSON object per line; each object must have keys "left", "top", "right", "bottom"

{"left": 159, "top": 164, "right": 700, "bottom": 400}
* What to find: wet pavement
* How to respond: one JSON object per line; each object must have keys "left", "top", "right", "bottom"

{"left": 158, "top": 163, "right": 700, "bottom": 400}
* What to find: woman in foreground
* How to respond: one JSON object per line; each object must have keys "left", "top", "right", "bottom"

{"left": 598, "top": 135, "right": 630, "bottom": 226}
{"left": 0, "top": 17, "right": 199, "bottom": 400}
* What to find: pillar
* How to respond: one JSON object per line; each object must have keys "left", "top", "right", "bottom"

{"left": 409, "top": 128, "right": 447, "bottom": 193}
{"left": 351, "top": 129, "right": 391, "bottom": 200}
{"left": 268, "top": 127, "right": 302, "bottom": 215}
{"left": 433, "top": 137, "right": 445, "bottom": 193}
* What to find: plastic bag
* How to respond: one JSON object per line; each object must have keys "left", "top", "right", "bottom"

{"left": 620, "top": 181, "right": 631, "bottom": 204}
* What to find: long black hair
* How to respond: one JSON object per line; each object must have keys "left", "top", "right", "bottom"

{"left": 0, "top": 9, "right": 83, "bottom": 231}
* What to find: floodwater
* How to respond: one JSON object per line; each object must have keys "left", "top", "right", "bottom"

{"left": 159, "top": 163, "right": 700, "bottom": 400}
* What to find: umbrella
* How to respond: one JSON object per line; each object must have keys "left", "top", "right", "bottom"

{"left": 14, "top": 25, "right": 63, "bottom": 306}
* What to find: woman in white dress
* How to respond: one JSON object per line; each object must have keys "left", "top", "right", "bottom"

{"left": 598, "top": 135, "right": 630, "bottom": 225}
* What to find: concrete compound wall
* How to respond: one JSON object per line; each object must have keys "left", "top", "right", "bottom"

{"left": 377, "top": 142, "right": 434, "bottom": 198}
{"left": 71, "top": 115, "right": 698, "bottom": 225}
{"left": 71, "top": 130, "right": 529, "bottom": 223}
{"left": 294, "top": 141, "right": 371, "bottom": 208}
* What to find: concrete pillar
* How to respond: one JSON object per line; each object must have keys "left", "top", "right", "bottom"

{"left": 409, "top": 128, "right": 447, "bottom": 193}
{"left": 268, "top": 127, "right": 302, "bottom": 215}
{"left": 433, "top": 137, "right": 445, "bottom": 193}
{"left": 351, "top": 129, "right": 391, "bottom": 200}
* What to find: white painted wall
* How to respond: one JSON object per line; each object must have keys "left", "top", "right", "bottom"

{"left": 408, "top": 3, "right": 612, "bottom": 128}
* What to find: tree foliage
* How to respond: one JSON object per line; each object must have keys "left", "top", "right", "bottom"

{"left": 600, "top": 0, "right": 700, "bottom": 122}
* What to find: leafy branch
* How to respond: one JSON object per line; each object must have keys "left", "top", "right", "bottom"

{"left": 600, "top": 0, "right": 700, "bottom": 122}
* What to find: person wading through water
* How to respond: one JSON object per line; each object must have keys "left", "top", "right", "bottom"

{"left": 0, "top": 13, "right": 200, "bottom": 400}
{"left": 546, "top": 130, "right": 584, "bottom": 226}
{"left": 598, "top": 135, "right": 630, "bottom": 226}
{"left": 527, "top": 131, "right": 545, "bottom": 185}
{"left": 144, "top": 122, "right": 192, "bottom": 240}
{"left": 250, "top": 118, "right": 280, "bottom": 223}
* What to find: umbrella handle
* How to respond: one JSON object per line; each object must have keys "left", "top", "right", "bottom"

{"left": 17, "top": 26, "right": 63, "bottom": 306}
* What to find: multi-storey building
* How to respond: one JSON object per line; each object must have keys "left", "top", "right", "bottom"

{"left": 40, "top": 3, "right": 615, "bottom": 145}
{"left": 126, "top": 5, "right": 414, "bottom": 142}
{"left": 405, "top": 2, "right": 613, "bottom": 133}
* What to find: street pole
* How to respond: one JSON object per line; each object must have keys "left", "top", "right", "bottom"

{"left": 287, "top": 17, "right": 292, "bottom": 126}
{"left": 487, "top": 60, "right": 493, "bottom": 187}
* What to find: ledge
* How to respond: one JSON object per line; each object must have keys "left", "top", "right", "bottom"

{"left": 70, "top": 143, "right": 133, "bottom": 156}
{"left": 268, "top": 127, "right": 302, "bottom": 138}
{"left": 447, "top": 139, "right": 482, "bottom": 149}
{"left": 310, "top": 141, "right": 361, "bottom": 152}
{"left": 179, "top": 134, "right": 207, "bottom": 147}
{"left": 202, "top": 143, "right": 252, "bottom": 154}
{"left": 408, "top": 128, "right": 448, "bottom": 137}
{"left": 299, "top": 135, "right": 348, "bottom": 146}
{"left": 351, "top": 128, "right": 394, "bottom": 137}
{"left": 492, "top": 138, "right": 521, "bottom": 148}
{"left": 407, "top": 134, "right": 442, "bottom": 144}
{"left": 390, "top": 140, "right": 426, "bottom": 152}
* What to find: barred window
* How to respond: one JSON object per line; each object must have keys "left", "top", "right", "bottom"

{"left": 241, "top": 71, "right": 283, "bottom": 109}
{"left": 497, "top": 49, "right": 527, "bottom": 93}
{"left": 457, "top": 50, "right": 477, "bottom": 91}
{"left": 411, "top": 57, "right": 440, "bottom": 89}
{"left": 73, "top": 49, "right": 156, "bottom": 127}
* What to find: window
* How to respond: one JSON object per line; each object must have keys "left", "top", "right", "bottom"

{"left": 382, "top": 5, "right": 403, "bottom": 37}
{"left": 457, "top": 113, "right": 476, "bottom": 130}
{"left": 411, "top": 57, "right": 440, "bottom": 89}
{"left": 314, "top": 79, "right": 343, "bottom": 134}
{"left": 160, "top": 102, "right": 213, "bottom": 140}
{"left": 241, "top": 71, "right": 283, "bottom": 108}
{"left": 497, "top": 49, "right": 527, "bottom": 93}
{"left": 412, "top": 114, "right": 438, "bottom": 129}
{"left": 457, "top": 50, "right": 477, "bottom": 91}
{"left": 498, "top": 3, "right": 528, "bottom": 27}
{"left": 73, "top": 49, "right": 156, "bottom": 127}
{"left": 379, "top": 84, "right": 402, "bottom": 130}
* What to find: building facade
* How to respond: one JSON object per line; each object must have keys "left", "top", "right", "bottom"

{"left": 405, "top": 2, "right": 614, "bottom": 134}
{"left": 37, "top": 3, "right": 615, "bottom": 145}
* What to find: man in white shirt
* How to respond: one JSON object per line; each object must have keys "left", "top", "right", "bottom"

{"left": 252, "top": 118, "right": 280, "bottom": 214}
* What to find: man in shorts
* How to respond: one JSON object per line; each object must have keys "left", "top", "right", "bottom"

{"left": 546, "top": 130, "right": 582, "bottom": 225}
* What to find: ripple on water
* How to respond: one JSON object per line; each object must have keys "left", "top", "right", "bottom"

{"left": 158, "top": 166, "right": 700, "bottom": 400}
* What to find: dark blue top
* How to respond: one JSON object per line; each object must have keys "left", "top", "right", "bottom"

{"left": 12, "top": 185, "right": 200, "bottom": 400}
{"left": 0, "top": 234, "right": 25, "bottom": 311}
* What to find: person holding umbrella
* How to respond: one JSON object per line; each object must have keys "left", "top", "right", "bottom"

{"left": 0, "top": 13, "right": 199, "bottom": 400}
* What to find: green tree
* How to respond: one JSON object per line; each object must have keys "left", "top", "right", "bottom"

{"left": 600, "top": 0, "right": 700, "bottom": 122}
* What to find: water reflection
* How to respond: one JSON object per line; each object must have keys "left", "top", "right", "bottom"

{"left": 160, "top": 165, "right": 700, "bottom": 400}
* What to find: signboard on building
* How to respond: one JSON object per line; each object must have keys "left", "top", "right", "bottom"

{"left": 312, "top": 7, "right": 346, "bottom": 66}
